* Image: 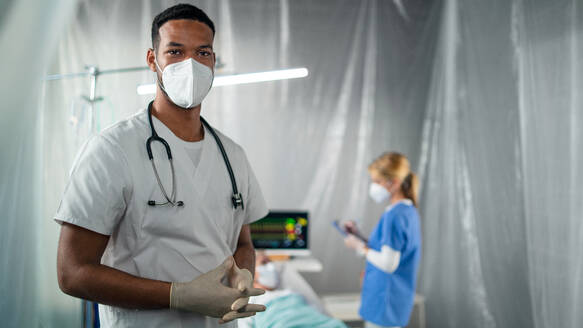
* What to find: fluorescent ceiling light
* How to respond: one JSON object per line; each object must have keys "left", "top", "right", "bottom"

{"left": 137, "top": 67, "right": 308, "bottom": 95}
{"left": 214, "top": 67, "right": 308, "bottom": 86}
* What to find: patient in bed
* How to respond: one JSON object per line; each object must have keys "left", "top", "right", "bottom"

{"left": 238, "top": 253, "right": 347, "bottom": 328}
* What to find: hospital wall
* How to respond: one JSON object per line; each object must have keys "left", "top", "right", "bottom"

{"left": 1, "top": 0, "right": 583, "bottom": 327}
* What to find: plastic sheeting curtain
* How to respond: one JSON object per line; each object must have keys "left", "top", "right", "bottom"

{"left": 418, "top": 0, "right": 583, "bottom": 327}
{"left": 0, "top": 0, "right": 80, "bottom": 326}
{"left": 3, "top": 0, "right": 583, "bottom": 327}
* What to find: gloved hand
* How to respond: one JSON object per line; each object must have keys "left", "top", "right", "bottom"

{"left": 170, "top": 256, "right": 266, "bottom": 321}
{"left": 228, "top": 262, "right": 254, "bottom": 311}
{"left": 218, "top": 260, "right": 257, "bottom": 324}
{"left": 344, "top": 234, "right": 367, "bottom": 256}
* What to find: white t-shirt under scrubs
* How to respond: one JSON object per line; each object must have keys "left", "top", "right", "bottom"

{"left": 54, "top": 109, "right": 268, "bottom": 328}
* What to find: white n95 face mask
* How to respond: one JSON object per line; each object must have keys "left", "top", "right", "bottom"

{"left": 369, "top": 182, "right": 390, "bottom": 203}
{"left": 256, "top": 262, "right": 280, "bottom": 289}
{"left": 156, "top": 57, "right": 214, "bottom": 109}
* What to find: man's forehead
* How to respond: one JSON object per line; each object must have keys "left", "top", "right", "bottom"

{"left": 159, "top": 19, "right": 214, "bottom": 44}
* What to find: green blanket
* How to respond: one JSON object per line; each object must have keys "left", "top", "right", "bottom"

{"left": 254, "top": 294, "right": 348, "bottom": 328}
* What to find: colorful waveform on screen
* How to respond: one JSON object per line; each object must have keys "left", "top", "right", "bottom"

{"left": 250, "top": 214, "right": 308, "bottom": 249}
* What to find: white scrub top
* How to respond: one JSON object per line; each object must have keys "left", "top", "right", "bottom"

{"left": 54, "top": 109, "right": 268, "bottom": 328}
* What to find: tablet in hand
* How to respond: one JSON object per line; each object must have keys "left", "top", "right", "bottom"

{"left": 332, "top": 220, "right": 348, "bottom": 236}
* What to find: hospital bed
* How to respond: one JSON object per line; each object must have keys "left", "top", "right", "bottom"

{"left": 238, "top": 260, "right": 345, "bottom": 328}
{"left": 274, "top": 260, "right": 329, "bottom": 315}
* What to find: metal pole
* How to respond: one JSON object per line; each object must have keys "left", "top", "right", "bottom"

{"left": 45, "top": 65, "right": 150, "bottom": 134}
{"left": 87, "top": 66, "right": 98, "bottom": 133}
{"left": 43, "top": 66, "right": 149, "bottom": 81}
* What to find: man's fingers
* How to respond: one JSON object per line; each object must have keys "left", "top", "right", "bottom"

{"left": 237, "top": 280, "right": 248, "bottom": 293}
{"left": 219, "top": 311, "right": 256, "bottom": 324}
{"left": 236, "top": 303, "right": 266, "bottom": 313}
{"left": 242, "top": 287, "right": 265, "bottom": 297}
{"left": 231, "top": 296, "right": 250, "bottom": 311}
{"left": 214, "top": 256, "right": 235, "bottom": 281}
{"left": 219, "top": 311, "right": 258, "bottom": 324}
{"left": 230, "top": 259, "right": 242, "bottom": 274}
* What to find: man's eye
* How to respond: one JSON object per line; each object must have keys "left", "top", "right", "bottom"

{"left": 168, "top": 49, "right": 181, "bottom": 55}
{"left": 198, "top": 50, "right": 211, "bottom": 57}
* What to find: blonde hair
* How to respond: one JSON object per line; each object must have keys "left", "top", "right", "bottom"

{"left": 368, "top": 152, "right": 419, "bottom": 207}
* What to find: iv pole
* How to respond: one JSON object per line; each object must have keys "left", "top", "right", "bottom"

{"left": 44, "top": 65, "right": 149, "bottom": 132}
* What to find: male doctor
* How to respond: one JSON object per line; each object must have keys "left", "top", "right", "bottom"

{"left": 55, "top": 4, "right": 268, "bottom": 327}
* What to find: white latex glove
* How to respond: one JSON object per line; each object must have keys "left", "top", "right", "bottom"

{"left": 228, "top": 263, "right": 254, "bottom": 310}
{"left": 218, "top": 261, "right": 257, "bottom": 324}
{"left": 344, "top": 234, "right": 367, "bottom": 256}
{"left": 170, "top": 257, "right": 266, "bottom": 320}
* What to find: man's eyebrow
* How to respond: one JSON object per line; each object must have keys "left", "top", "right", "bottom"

{"left": 166, "top": 41, "right": 184, "bottom": 47}
{"left": 164, "top": 42, "right": 213, "bottom": 50}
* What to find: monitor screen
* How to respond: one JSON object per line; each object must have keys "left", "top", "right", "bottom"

{"left": 250, "top": 211, "right": 309, "bottom": 250}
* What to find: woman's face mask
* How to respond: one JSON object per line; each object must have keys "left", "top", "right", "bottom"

{"left": 369, "top": 182, "right": 391, "bottom": 203}
{"left": 155, "top": 57, "right": 214, "bottom": 109}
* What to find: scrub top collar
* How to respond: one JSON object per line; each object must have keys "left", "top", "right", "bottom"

{"left": 150, "top": 111, "right": 207, "bottom": 149}
{"left": 385, "top": 198, "right": 413, "bottom": 213}
{"left": 149, "top": 111, "right": 213, "bottom": 183}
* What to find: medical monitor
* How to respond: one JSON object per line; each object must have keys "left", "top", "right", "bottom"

{"left": 250, "top": 211, "right": 310, "bottom": 256}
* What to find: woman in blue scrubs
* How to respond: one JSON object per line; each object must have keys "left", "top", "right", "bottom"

{"left": 343, "top": 152, "right": 421, "bottom": 328}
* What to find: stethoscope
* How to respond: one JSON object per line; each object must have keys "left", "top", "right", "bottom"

{"left": 145, "top": 101, "right": 244, "bottom": 210}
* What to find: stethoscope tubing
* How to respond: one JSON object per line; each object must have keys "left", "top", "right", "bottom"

{"left": 145, "top": 101, "right": 243, "bottom": 209}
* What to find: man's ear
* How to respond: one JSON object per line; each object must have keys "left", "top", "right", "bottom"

{"left": 146, "top": 48, "right": 157, "bottom": 72}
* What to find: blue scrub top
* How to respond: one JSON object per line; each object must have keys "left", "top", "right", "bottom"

{"left": 359, "top": 200, "right": 421, "bottom": 327}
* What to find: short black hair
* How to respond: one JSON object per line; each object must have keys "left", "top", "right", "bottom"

{"left": 151, "top": 3, "right": 215, "bottom": 50}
